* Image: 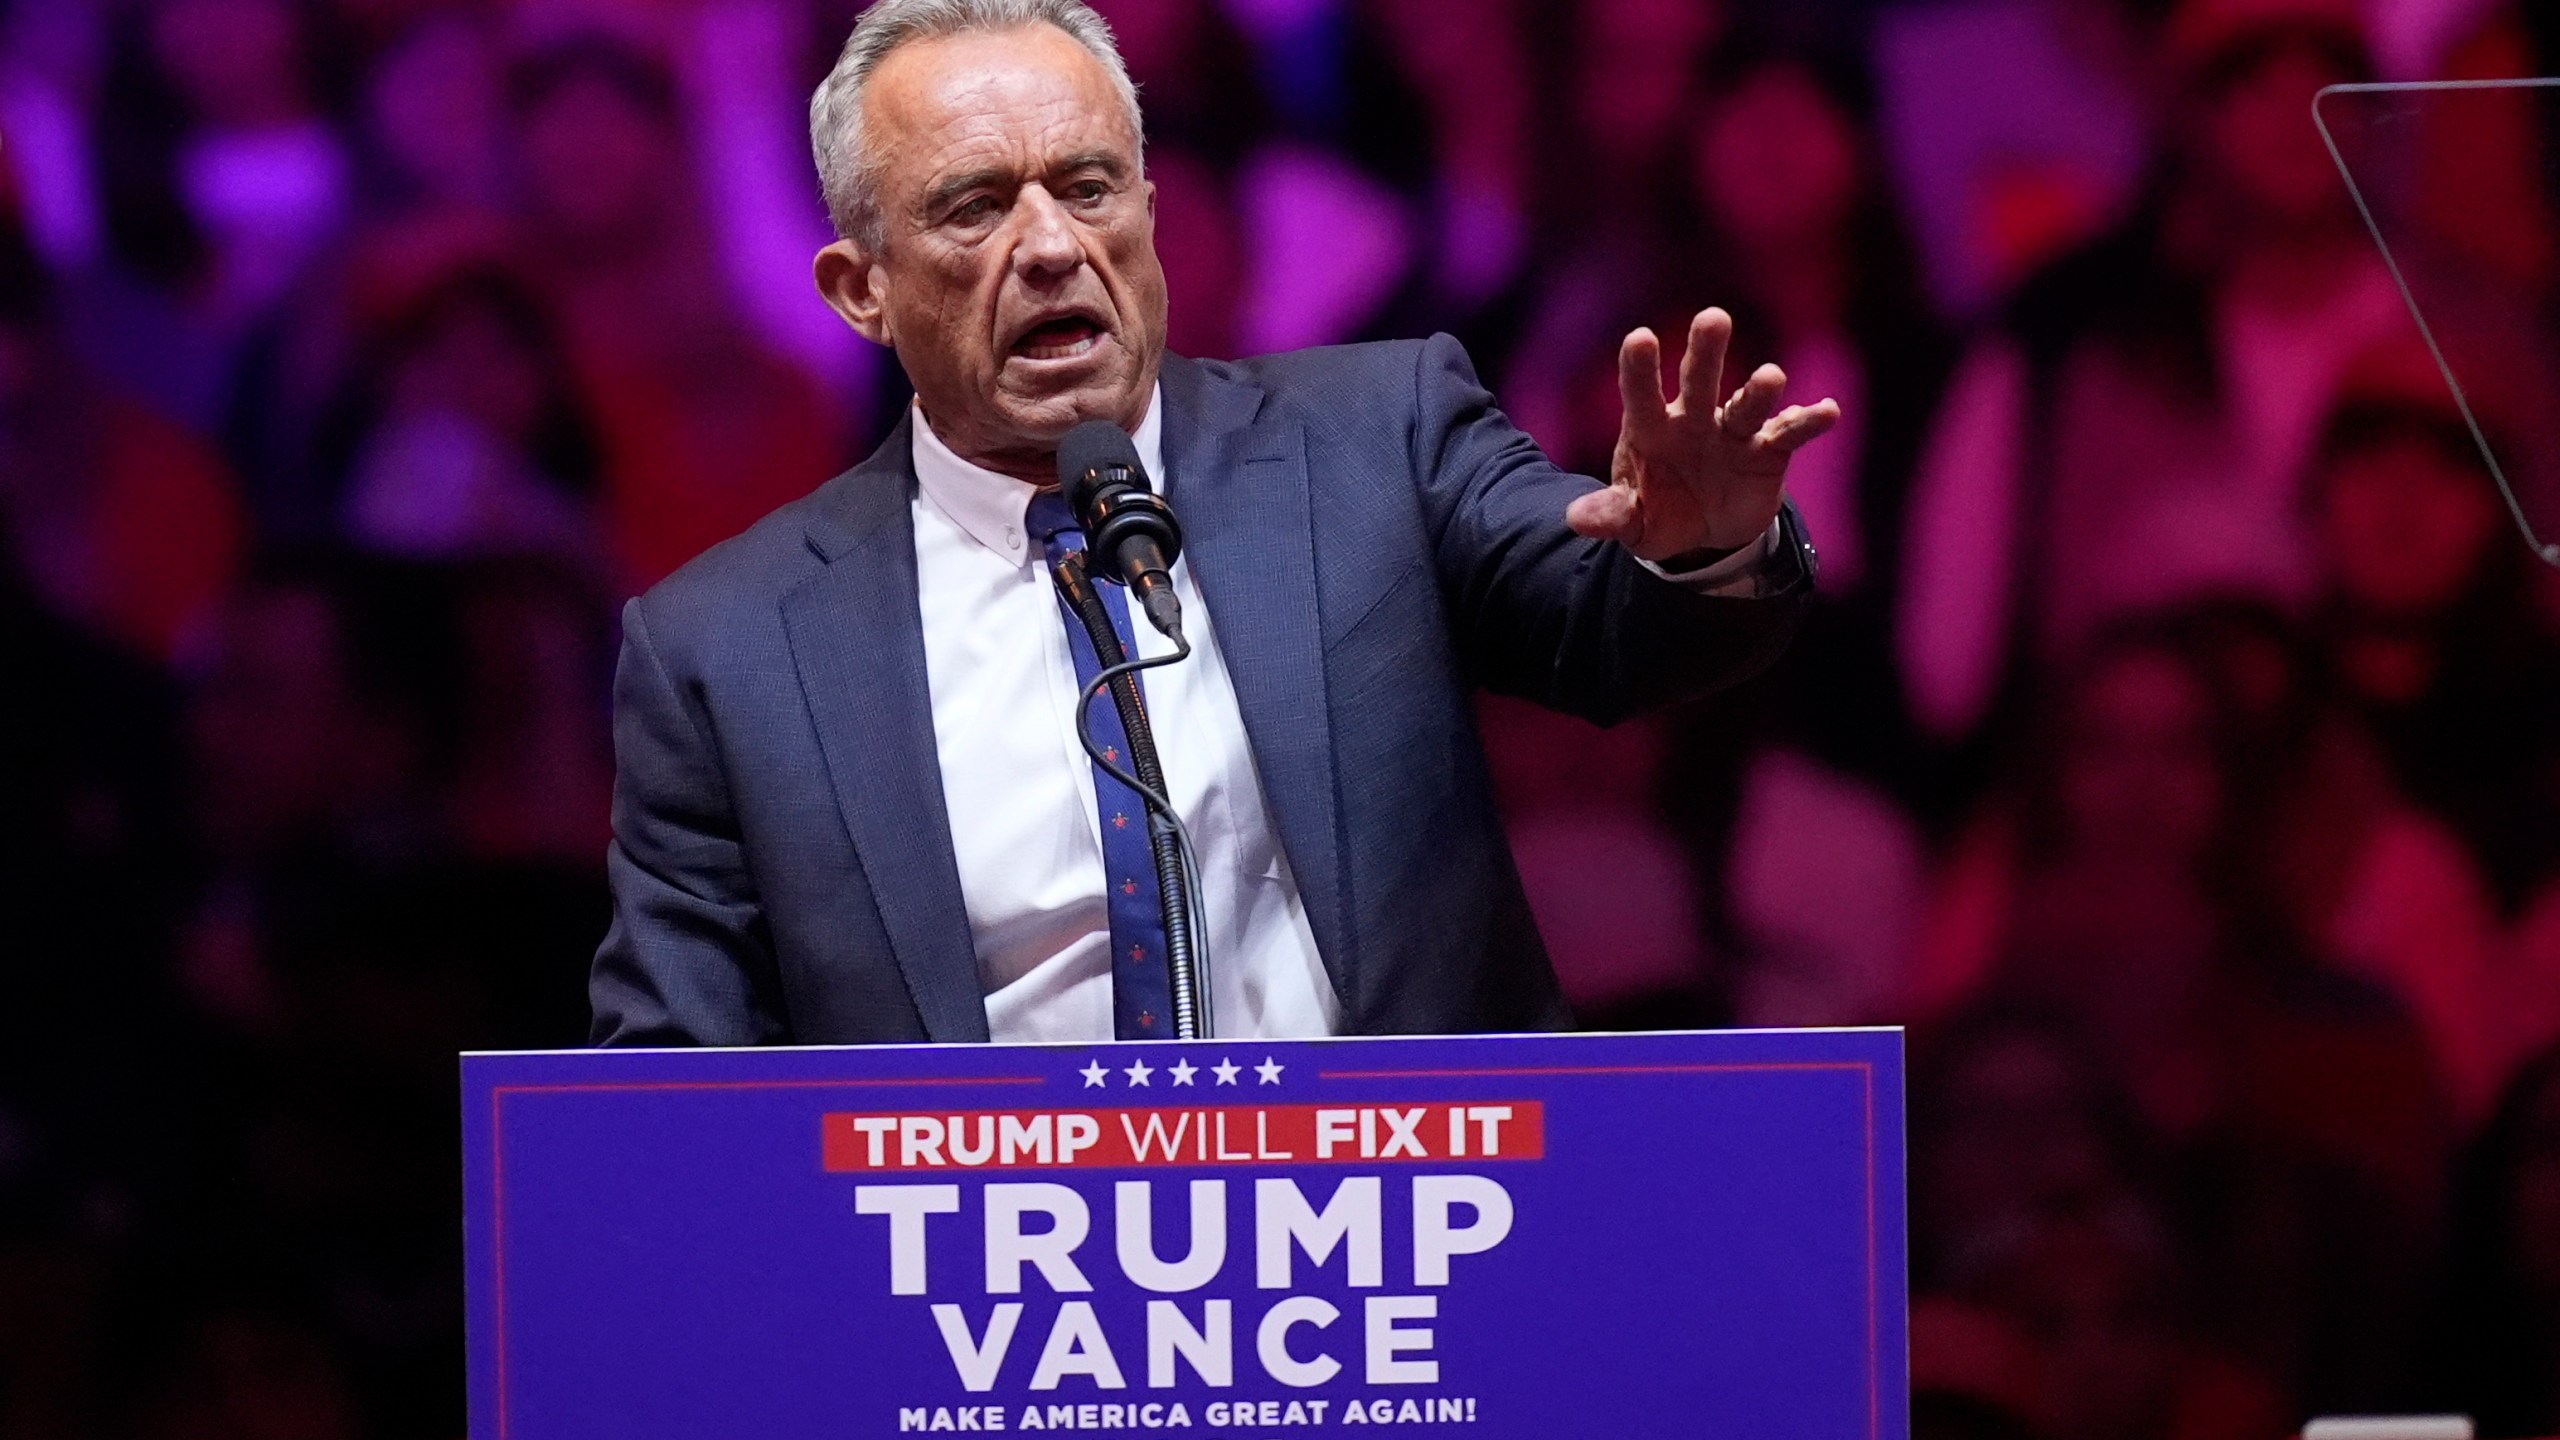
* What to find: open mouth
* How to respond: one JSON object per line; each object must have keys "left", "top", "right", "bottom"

{"left": 1010, "top": 313, "right": 1108, "bottom": 362}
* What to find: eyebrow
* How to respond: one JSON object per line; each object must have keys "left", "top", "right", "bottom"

{"left": 922, "top": 166, "right": 1013, "bottom": 218}
{"left": 1052, "top": 151, "right": 1128, "bottom": 183}
{"left": 920, "top": 152, "right": 1131, "bottom": 219}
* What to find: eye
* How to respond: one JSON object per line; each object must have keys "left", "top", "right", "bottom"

{"left": 1065, "top": 179, "right": 1110, "bottom": 204}
{"left": 948, "top": 195, "right": 1002, "bottom": 226}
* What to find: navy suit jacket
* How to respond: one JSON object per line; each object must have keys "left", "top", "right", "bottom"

{"left": 590, "top": 336, "right": 1813, "bottom": 1046}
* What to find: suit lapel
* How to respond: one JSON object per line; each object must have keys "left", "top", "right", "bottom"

{"left": 782, "top": 414, "right": 992, "bottom": 1043}
{"left": 1159, "top": 356, "right": 1354, "bottom": 1008}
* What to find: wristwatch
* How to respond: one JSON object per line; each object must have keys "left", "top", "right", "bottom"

{"left": 1657, "top": 500, "right": 1819, "bottom": 590}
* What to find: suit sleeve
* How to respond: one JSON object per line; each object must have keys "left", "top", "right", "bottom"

{"left": 589, "top": 596, "right": 790, "bottom": 1046}
{"left": 1409, "top": 332, "right": 1812, "bottom": 724}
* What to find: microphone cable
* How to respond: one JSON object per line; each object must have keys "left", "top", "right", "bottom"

{"left": 1055, "top": 553, "right": 1218, "bottom": 1040}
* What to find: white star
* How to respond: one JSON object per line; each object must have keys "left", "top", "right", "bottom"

{"left": 1169, "top": 1059, "right": 1198, "bottom": 1086}
{"left": 1124, "top": 1058, "right": 1154, "bottom": 1086}
{"left": 1255, "top": 1057, "right": 1285, "bottom": 1085}
{"left": 1081, "top": 1060, "right": 1109, "bottom": 1088}
{"left": 1212, "top": 1059, "right": 1241, "bottom": 1086}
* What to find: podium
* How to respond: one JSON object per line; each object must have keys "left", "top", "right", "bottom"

{"left": 462, "top": 1028, "right": 1908, "bottom": 1439}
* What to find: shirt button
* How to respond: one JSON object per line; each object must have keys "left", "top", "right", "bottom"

{"left": 1004, "top": 526, "right": 1021, "bottom": 549}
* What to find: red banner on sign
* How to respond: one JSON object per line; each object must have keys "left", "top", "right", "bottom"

{"left": 820, "top": 1102, "right": 1545, "bottom": 1173}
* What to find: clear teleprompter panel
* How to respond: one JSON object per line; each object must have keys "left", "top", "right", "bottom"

{"left": 2319, "top": 78, "right": 2560, "bottom": 564}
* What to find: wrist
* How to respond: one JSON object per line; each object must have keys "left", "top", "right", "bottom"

{"left": 1652, "top": 540, "right": 1748, "bottom": 572}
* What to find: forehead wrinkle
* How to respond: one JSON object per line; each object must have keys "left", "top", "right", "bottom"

{"left": 866, "top": 28, "right": 1141, "bottom": 212}
{"left": 919, "top": 27, "right": 1130, "bottom": 123}
{"left": 907, "top": 120, "right": 1134, "bottom": 227}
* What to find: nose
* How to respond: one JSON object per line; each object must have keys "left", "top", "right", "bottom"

{"left": 1011, "top": 186, "right": 1083, "bottom": 282}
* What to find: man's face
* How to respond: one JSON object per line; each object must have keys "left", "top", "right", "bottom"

{"left": 2318, "top": 433, "right": 2498, "bottom": 617}
{"left": 2200, "top": 37, "right": 2360, "bottom": 232}
{"left": 820, "top": 25, "right": 1166, "bottom": 476}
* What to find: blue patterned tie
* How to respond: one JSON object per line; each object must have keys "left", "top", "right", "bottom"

{"left": 1026, "top": 490, "right": 1177, "bottom": 1040}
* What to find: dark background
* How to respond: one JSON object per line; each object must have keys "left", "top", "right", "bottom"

{"left": 5, "top": 0, "right": 2560, "bottom": 1435}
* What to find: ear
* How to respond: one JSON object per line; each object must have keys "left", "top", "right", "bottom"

{"left": 815, "top": 238, "right": 892, "bottom": 347}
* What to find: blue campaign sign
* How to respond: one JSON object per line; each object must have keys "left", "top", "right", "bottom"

{"left": 462, "top": 1028, "right": 1906, "bottom": 1440}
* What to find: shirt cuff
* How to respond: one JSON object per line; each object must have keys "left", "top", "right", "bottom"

{"left": 1637, "top": 519, "right": 1785, "bottom": 598}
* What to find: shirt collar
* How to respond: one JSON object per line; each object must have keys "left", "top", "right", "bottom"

{"left": 909, "top": 382, "right": 1166, "bottom": 568}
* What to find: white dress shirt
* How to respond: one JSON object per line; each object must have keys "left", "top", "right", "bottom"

{"left": 909, "top": 387, "right": 1342, "bottom": 1043}
{"left": 910, "top": 385, "right": 1786, "bottom": 1043}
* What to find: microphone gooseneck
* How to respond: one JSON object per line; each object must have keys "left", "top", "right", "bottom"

{"left": 1049, "top": 421, "right": 1212, "bottom": 1038}
{"left": 1056, "top": 420, "right": 1185, "bottom": 642}
{"left": 1052, "top": 551, "right": 1211, "bottom": 1040}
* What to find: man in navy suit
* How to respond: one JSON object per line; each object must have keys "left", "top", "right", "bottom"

{"left": 590, "top": 0, "right": 1837, "bottom": 1047}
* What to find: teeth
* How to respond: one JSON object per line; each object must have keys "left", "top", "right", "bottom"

{"left": 1020, "top": 332, "right": 1099, "bottom": 360}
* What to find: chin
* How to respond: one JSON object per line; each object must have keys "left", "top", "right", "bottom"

{"left": 1000, "top": 376, "right": 1143, "bottom": 442}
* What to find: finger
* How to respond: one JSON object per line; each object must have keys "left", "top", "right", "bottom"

{"left": 1675, "top": 308, "right": 1732, "bottom": 417}
{"left": 1756, "top": 399, "right": 1843, "bottom": 453}
{"left": 1566, "top": 483, "right": 1642, "bottom": 543}
{"left": 1617, "top": 327, "right": 1668, "bottom": 429}
{"left": 1720, "top": 363, "right": 1788, "bottom": 439}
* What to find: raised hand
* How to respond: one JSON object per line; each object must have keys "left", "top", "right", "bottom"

{"left": 1564, "top": 307, "right": 1842, "bottom": 565}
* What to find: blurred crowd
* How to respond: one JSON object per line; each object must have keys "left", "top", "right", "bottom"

{"left": 3, "top": 0, "right": 2560, "bottom": 1434}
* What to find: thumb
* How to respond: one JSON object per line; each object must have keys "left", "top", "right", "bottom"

{"left": 1566, "top": 484, "right": 1640, "bottom": 543}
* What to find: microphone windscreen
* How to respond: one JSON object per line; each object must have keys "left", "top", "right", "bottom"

{"left": 1056, "top": 419, "right": 1149, "bottom": 510}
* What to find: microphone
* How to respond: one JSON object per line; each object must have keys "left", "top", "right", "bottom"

{"left": 1056, "top": 420, "right": 1185, "bottom": 642}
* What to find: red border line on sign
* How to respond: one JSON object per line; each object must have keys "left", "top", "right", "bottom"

{"left": 1307, "top": 1059, "right": 1884, "bottom": 1440}
{"left": 487, "top": 1075, "right": 1042, "bottom": 1439}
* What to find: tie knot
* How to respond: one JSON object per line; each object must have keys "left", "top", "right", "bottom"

{"left": 1025, "top": 490, "right": 1080, "bottom": 544}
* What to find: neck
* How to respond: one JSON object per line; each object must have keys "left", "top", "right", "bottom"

{"left": 916, "top": 410, "right": 1058, "bottom": 483}
{"left": 917, "top": 384, "right": 1154, "bottom": 484}
{"left": 945, "top": 439, "right": 1057, "bottom": 485}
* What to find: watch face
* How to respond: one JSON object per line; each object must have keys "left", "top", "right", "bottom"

{"left": 1785, "top": 504, "right": 1819, "bottom": 587}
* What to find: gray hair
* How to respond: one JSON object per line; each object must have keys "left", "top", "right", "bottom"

{"left": 809, "top": 0, "right": 1144, "bottom": 249}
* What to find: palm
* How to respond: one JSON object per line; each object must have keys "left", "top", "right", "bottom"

{"left": 1566, "top": 308, "right": 1841, "bottom": 564}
